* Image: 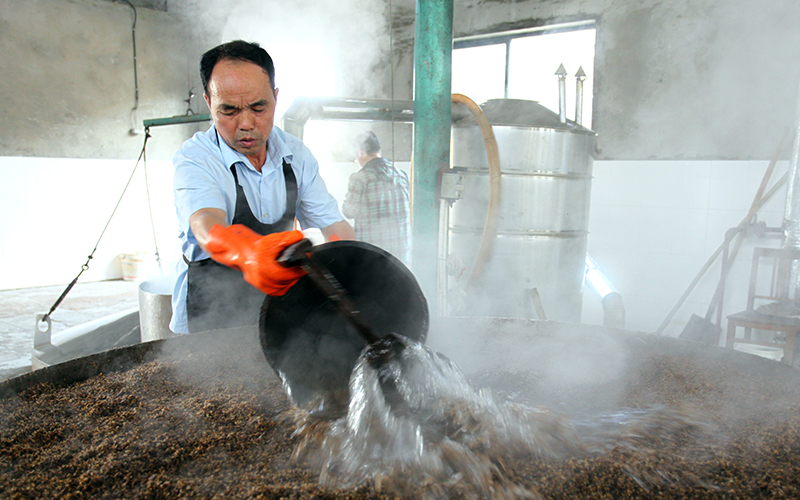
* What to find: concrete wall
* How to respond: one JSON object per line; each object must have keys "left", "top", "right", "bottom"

{"left": 0, "top": 0, "right": 210, "bottom": 160}
{"left": 582, "top": 158, "right": 789, "bottom": 337}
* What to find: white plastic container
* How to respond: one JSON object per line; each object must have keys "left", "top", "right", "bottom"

{"left": 120, "top": 253, "right": 149, "bottom": 281}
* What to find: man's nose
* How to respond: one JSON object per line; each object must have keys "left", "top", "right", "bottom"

{"left": 238, "top": 110, "right": 256, "bottom": 130}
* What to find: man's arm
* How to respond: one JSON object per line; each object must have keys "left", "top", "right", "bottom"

{"left": 190, "top": 207, "right": 306, "bottom": 296}
{"left": 189, "top": 208, "right": 229, "bottom": 252}
{"left": 321, "top": 220, "right": 355, "bottom": 241}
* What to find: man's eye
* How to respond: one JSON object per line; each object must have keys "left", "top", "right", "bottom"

{"left": 251, "top": 107, "right": 266, "bottom": 113}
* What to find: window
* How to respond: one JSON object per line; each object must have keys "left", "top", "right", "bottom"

{"left": 453, "top": 21, "right": 596, "bottom": 128}
{"left": 452, "top": 43, "right": 507, "bottom": 106}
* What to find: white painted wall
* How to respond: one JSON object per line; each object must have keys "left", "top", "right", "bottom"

{"left": 0, "top": 156, "right": 182, "bottom": 291}
{"left": 582, "top": 158, "right": 789, "bottom": 337}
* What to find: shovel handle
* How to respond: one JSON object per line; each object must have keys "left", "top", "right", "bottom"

{"left": 278, "top": 238, "right": 314, "bottom": 267}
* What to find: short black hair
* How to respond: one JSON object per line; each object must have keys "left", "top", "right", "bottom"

{"left": 355, "top": 131, "right": 381, "bottom": 155}
{"left": 200, "top": 40, "right": 275, "bottom": 95}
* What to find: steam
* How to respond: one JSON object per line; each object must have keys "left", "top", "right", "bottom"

{"left": 194, "top": 0, "right": 393, "bottom": 121}
{"left": 156, "top": 324, "right": 274, "bottom": 393}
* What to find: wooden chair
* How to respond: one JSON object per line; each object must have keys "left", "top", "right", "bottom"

{"left": 725, "top": 246, "right": 800, "bottom": 365}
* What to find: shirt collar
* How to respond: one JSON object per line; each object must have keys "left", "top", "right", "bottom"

{"left": 365, "top": 157, "right": 390, "bottom": 169}
{"left": 214, "top": 126, "right": 292, "bottom": 174}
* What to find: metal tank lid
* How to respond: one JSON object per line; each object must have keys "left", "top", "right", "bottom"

{"left": 452, "top": 98, "right": 596, "bottom": 134}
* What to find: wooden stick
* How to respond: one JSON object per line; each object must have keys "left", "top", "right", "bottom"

{"left": 655, "top": 132, "right": 790, "bottom": 335}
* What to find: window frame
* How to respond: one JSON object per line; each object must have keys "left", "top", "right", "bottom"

{"left": 453, "top": 19, "right": 596, "bottom": 99}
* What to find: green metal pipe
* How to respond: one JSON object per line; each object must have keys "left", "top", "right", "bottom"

{"left": 412, "top": 0, "right": 454, "bottom": 303}
{"left": 142, "top": 113, "right": 210, "bottom": 128}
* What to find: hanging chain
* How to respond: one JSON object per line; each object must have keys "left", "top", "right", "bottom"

{"left": 41, "top": 130, "right": 152, "bottom": 322}
{"left": 142, "top": 128, "right": 163, "bottom": 274}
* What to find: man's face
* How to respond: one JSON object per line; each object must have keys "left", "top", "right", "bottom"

{"left": 354, "top": 149, "right": 368, "bottom": 166}
{"left": 204, "top": 58, "right": 278, "bottom": 169}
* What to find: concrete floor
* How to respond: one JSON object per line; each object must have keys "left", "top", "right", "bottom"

{"left": 0, "top": 279, "right": 141, "bottom": 382}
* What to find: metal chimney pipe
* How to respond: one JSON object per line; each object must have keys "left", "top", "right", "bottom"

{"left": 575, "top": 66, "right": 587, "bottom": 126}
{"left": 556, "top": 64, "right": 567, "bottom": 123}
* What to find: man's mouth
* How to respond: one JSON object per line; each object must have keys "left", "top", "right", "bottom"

{"left": 239, "top": 137, "right": 257, "bottom": 148}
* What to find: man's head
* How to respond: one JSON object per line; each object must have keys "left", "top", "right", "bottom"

{"left": 354, "top": 131, "right": 382, "bottom": 166}
{"left": 200, "top": 40, "right": 275, "bottom": 95}
{"left": 201, "top": 40, "right": 278, "bottom": 170}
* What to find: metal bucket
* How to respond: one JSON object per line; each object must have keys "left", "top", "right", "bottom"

{"left": 446, "top": 99, "right": 596, "bottom": 322}
{"left": 138, "top": 275, "right": 176, "bottom": 342}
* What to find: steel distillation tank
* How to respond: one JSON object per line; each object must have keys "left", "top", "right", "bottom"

{"left": 441, "top": 98, "right": 596, "bottom": 322}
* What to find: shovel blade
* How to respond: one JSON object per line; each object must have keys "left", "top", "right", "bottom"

{"left": 259, "top": 241, "right": 428, "bottom": 417}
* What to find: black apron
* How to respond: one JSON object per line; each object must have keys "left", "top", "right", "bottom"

{"left": 186, "top": 161, "right": 297, "bottom": 333}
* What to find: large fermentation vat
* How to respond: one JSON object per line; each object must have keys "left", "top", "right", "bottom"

{"left": 4, "top": 318, "right": 800, "bottom": 499}
{"left": 444, "top": 99, "right": 596, "bottom": 322}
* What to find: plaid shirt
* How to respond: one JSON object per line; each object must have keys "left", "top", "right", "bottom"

{"left": 342, "top": 157, "right": 411, "bottom": 265}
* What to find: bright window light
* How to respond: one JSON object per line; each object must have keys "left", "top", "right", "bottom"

{"left": 508, "top": 29, "right": 596, "bottom": 127}
{"left": 452, "top": 43, "right": 507, "bottom": 105}
{"left": 453, "top": 23, "right": 596, "bottom": 128}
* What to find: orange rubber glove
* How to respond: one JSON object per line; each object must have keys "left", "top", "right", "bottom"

{"left": 205, "top": 224, "right": 306, "bottom": 296}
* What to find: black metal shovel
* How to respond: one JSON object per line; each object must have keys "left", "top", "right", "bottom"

{"left": 277, "top": 239, "right": 382, "bottom": 345}
{"left": 259, "top": 239, "right": 428, "bottom": 417}
{"left": 277, "top": 239, "right": 415, "bottom": 411}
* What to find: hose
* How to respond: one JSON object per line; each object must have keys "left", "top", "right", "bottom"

{"left": 117, "top": 0, "right": 139, "bottom": 134}
{"left": 450, "top": 94, "right": 501, "bottom": 288}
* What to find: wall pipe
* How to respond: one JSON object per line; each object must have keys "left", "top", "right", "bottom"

{"left": 412, "top": 0, "right": 454, "bottom": 302}
{"left": 116, "top": 0, "right": 139, "bottom": 135}
{"left": 281, "top": 97, "right": 414, "bottom": 140}
{"left": 782, "top": 77, "right": 800, "bottom": 251}
{"left": 782, "top": 77, "right": 800, "bottom": 300}
{"left": 143, "top": 113, "right": 210, "bottom": 129}
{"left": 142, "top": 97, "right": 416, "bottom": 131}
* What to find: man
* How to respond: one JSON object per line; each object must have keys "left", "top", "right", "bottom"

{"left": 170, "top": 40, "right": 354, "bottom": 334}
{"left": 342, "top": 131, "right": 411, "bottom": 265}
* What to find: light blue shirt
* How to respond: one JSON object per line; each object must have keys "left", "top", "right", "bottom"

{"left": 169, "top": 125, "right": 343, "bottom": 334}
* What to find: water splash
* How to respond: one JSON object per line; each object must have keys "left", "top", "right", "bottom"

{"left": 288, "top": 336, "right": 713, "bottom": 499}
{"left": 289, "top": 336, "right": 581, "bottom": 498}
